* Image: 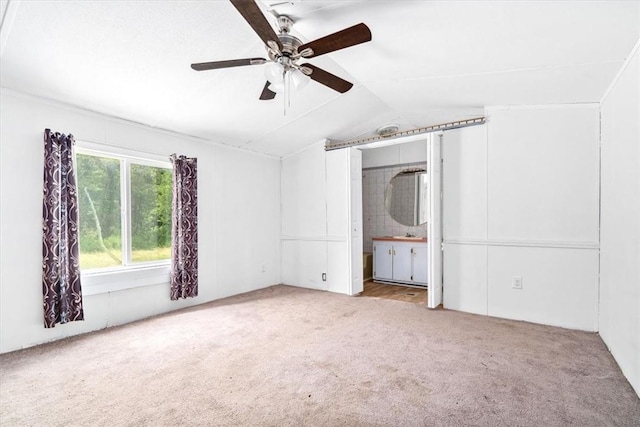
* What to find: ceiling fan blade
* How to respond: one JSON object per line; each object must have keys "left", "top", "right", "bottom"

{"left": 298, "top": 23, "right": 371, "bottom": 58}
{"left": 229, "top": 0, "right": 283, "bottom": 51}
{"left": 259, "top": 82, "right": 276, "bottom": 100}
{"left": 301, "top": 63, "right": 353, "bottom": 93}
{"left": 191, "top": 58, "right": 267, "bottom": 71}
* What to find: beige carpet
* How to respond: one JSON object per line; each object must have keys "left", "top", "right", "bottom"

{"left": 1, "top": 285, "right": 639, "bottom": 426}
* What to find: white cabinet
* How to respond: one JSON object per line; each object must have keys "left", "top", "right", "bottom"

{"left": 373, "top": 243, "right": 393, "bottom": 280}
{"left": 393, "top": 245, "right": 413, "bottom": 282}
{"left": 373, "top": 240, "right": 428, "bottom": 286}
{"left": 412, "top": 245, "right": 429, "bottom": 284}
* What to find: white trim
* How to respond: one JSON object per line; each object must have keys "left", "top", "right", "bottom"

{"left": 444, "top": 238, "right": 599, "bottom": 250}
{"left": 346, "top": 148, "right": 354, "bottom": 295}
{"left": 355, "top": 133, "right": 431, "bottom": 151}
{"left": 76, "top": 144, "right": 171, "bottom": 169}
{"left": 363, "top": 161, "right": 426, "bottom": 172}
{"left": 76, "top": 148, "right": 173, "bottom": 287}
{"left": 281, "top": 235, "right": 347, "bottom": 242}
{"left": 601, "top": 36, "right": 640, "bottom": 103}
{"left": 82, "top": 264, "right": 170, "bottom": 296}
{"left": 484, "top": 112, "right": 490, "bottom": 312}
{"left": 122, "top": 158, "right": 132, "bottom": 265}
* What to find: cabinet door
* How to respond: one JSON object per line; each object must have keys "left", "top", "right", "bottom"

{"left": 374, "top": 243, "right": 393, "bottom": 280}
{"left": 412, "top": 245, "right": 429, "bottom": 284}
{"left": 393, "top": 245, "right": 413, "bottom": 282}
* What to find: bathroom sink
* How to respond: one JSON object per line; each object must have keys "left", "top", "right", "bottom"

{"left": 392, "top": 236, "right": 423, "bottom": 240}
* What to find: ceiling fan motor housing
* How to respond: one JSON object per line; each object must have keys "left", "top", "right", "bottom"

{"left": 275, "top": 33, "right": 303, "bottom": 57}
{"left": 267, "top": 15, "right": 310, "bottom": 63}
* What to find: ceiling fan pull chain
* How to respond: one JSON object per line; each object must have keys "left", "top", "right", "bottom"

{"left": 283, "top": 69, "right": 288, "bottom": 115}
{"left": 287, "top": 70, "right": 292, "bottom": 109}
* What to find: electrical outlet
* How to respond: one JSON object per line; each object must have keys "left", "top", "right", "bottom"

{"left": 512, "top": 276, "right": 523, "bottom": 290}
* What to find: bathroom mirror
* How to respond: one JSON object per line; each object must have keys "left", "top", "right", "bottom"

{"left": 384, "top": 169, "right": 428, "bottom": 226}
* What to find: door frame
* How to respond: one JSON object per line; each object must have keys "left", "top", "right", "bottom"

{"left": 427, "top": 134, "right": 444, "bottom": 308}
{"left": 349, "top": 134, "right": 444, "bottom": 306}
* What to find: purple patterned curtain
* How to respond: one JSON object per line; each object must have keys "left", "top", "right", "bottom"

{"left": 170, "top": 154, "right": 198, "bottom": 300}
{"left": 42, "top": 129, "right": 84, "bottom": 328}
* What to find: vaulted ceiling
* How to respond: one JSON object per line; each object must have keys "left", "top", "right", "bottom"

{"left": 1, "top": 1, "right": 638, "bottom": 157}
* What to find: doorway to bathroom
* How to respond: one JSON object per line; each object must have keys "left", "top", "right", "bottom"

{"left": 352, "top": 133, "right": 443, "bottom": 308}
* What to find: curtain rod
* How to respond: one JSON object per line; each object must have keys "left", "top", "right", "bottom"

{"left": 324, "top": 117, "right": 486, "bottom": 151}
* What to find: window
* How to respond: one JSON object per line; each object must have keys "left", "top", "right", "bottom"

{"left": 76, "top": 149, "right": 172, "bottom": 271}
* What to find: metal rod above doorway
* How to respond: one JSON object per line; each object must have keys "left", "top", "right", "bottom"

{"left": 324, "top": 117, "right": 486, "bottom": 151}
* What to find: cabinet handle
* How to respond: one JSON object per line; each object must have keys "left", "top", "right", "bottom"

{"left": 388, "top": 249, "right": 391, "bottom": 255}
{"left": 393, "top": 250, "right": 396, "bottom": 255}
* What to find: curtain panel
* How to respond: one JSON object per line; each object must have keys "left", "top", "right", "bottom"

{"left": 170, "top": 154, "right": 198, "bottom": 300}
{"left": 42, "top": 129, "right": 84, "bottom": 328}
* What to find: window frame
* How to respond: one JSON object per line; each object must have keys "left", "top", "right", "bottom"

{"left": 75, "top": 142, "right": 173, "bottom": 295}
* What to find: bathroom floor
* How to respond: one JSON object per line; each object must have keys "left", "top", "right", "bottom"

{"left": 360, "top": 280, "right": 427, "bottom": 305}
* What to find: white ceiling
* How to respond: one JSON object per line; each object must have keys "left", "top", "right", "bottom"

{"left": 1, "top": 0, "right": 638, "bottom": 157}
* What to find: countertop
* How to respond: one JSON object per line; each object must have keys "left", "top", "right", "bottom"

{"left": 372, "top": 236, "right": 428, "bottom": 243}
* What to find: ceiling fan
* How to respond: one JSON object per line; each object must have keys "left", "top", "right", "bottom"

{"left": 190, "top": 0, "right": 372, "bottom": 101}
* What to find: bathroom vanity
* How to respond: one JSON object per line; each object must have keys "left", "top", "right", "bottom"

{"left": 372, "top": 237, "right": 428, "bottom": 287}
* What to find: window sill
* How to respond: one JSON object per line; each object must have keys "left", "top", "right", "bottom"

{"left": 81, "top": 263, "right": 171, "bottom": 296}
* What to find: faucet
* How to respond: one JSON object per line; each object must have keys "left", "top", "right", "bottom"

{"left": 405, "top": 233, "right": 415, "bottom": 237}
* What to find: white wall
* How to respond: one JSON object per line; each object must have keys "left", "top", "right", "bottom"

{"left": 280, "top": 142, "right": 357, "bottom": 295}
{"left": 0, "top": 89, "right": 281, "bottom": 353}
{"left": 599, "top": 41, "right": 640, "bottom": 397}
{"left": 443, "top": 106, "right": 600, "bottom": 331}
{"left": 281, "top": 142, "right": 328, "bottom": 290}
{"left": 361, "top": 139, "right": 427, "bottom": 169}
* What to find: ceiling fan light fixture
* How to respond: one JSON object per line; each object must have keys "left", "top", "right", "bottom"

{"left": 269, "top": 82, "right": 285, "bottom": 93}
{"left": 291, "top": 68, "right": 310, "bottom": 90}
{"left": 264, "top": 62, "right": 285, "bottom": 84}
{"left": 268, "top": 69, "right": 309, "bottom": 94}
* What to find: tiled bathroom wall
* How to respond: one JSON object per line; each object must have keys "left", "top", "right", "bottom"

{"left": 362, "top": 161, "right": 428, "bottom": 252}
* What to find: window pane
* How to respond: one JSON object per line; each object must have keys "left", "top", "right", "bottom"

{"left": 130, "top": 164, "right": 172, "bottom": 263}
{"left": 76, "top": 154, "right": 123, "bottom": 269}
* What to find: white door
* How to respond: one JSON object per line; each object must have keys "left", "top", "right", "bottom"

{"left": 392, "top": 245, "right": 413, "bottom": 282}
{"left": 373, "top": 243, "right": 393, "bottom": 280}
{"left": 412, "top": 245, "right": 429, "bottom": 284}
{"left": 427, "top": 134, "right": 443, "bottom": 308}
{"left": 326, "top": 148, "right": 351, "bottom": 294}
{"left": 349, "top": 148, "right": 364, "bottom": 295}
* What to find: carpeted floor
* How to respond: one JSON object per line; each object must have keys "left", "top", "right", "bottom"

{"left": 1, "top": 285, "right": 639, "bottom": 426}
